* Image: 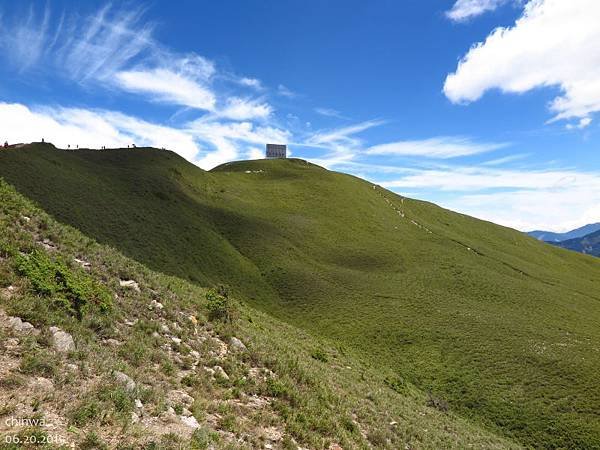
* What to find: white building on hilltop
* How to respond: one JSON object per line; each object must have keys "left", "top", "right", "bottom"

{"left": 266, "top": 143, "right": 287, "bottom": 159}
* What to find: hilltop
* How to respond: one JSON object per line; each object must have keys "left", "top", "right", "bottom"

{"left": 1, "top": 143, "right": 600, "bottom": 448}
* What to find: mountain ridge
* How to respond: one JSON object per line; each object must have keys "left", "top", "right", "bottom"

{"left": 1, "top": 143, "right": 600, "bottom": 448}
{"left": 527, "top": 223, "right": 600, "bottom": 242}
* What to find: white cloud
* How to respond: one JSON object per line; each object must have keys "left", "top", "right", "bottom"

{"left": 366, "top": 136, "right": 508, "bottom": 158}
{"left": 0, "top": 102, "right": 200, "bottom": 160}
{"left": 277, "top": 84, "right": 297, "bottom": 98}
{"left": 238, "top": 77, "right": 263, "bottom": 90}
{"left": 446, "top": 0, "right": 514, "bottom": 22}
{"left": 378, "top": 164, "right": 600, "bottom": 231}
{"left": 187, "top": 120, "right": 290, "bottom": 169}
{"left": 445, "top": 0, "right": 600, "bottom": 124}
{"left": 566, "top": 117, "right": 592, "bottom": 130}
{"left": 246, "top": 147, "right": 265, "bottom": 160}
{"left": 314, "top": 107, "right": 347, "bottom": 119}
{"left": 115, "top": 56, "right": 216, "bottom": 110}
{"left": 210, "top": 97, "right": 273, "bottom": 121}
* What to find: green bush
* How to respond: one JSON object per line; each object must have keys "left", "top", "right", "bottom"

{"left": 15, "top": 250, "right": 112, "bottom": 319}
{"left": 310, "top": 348, "right": 328, "bottom": 363}
{"left": 205, "top": 285, "right": 236, "bottom": 322}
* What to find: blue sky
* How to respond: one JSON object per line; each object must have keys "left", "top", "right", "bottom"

{"left": 0, "top": 0, "right": 599, "bottom": 232}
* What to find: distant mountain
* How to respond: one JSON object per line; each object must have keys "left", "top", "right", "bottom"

{"left": 555, "top": 229, "right": 600, "bottom": 257}
{"left": 527, "top": 223, "right": 600, "bottom": 242}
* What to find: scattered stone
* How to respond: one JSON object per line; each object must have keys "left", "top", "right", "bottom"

{"left": 181, "top": 407, "right": 192, "bottom": 417}
{"left": 131, "top": 412, "right": 140, "bottom": 424}
{"left": 113, "top": 371, "right": 136, "bottom": 392}
{"left": 124, "top": 319, "right": 137, "bottom": 326}
{"left": 152, "top": 331, "right": 160, "bottom": 338}
{"left": 213, "top": 366, "right": 229, "bottom": 380}
{"left": 329, "top": 445, "right": 343, "bottom": 450}
{"left": 21, "top": 216, "right": 31, "bottom": 222}
{"left": 120, "top": 279, "right": 140, "bottom": 292}
{"left": 171, "top": 337, "right": 182, "bottom": 345}
{"left": 160, "top": 407, "right": 177, "bottom": 423}
{"left": 180, "top": 415, "right": 200, "bottom": 429}
{"left": 134, "top": 399, "right": 143, "bottom": 409}
{"left": 73, "top": 258, "right": 91, "bottom": 269}
{"left": 40, "top": 238, "right": 56, "bottom": 250}
{"left": 210, "top": 337, "right": 228, "bottom": 358}
{"left": 229, "top": 337, "right": 247, "bottom": 352}
{"left": 390, "top": 421, "right": 398, "bottom": 426}
{"left": 160, "top": 324, "right": 170, "bottom": 334}
{"left": 262, "top": 426, "right": 283, "bottom": 442}
{"left": 189, "top": 315, "right": 198, "bottom": 325}
{"left": 8, "top": 316, "right": 36, "bottom": 334}
{"left": 103, "top": 338, "right": 121, "bottom": 347}
{"left": 49, "top": 327, "right": 75, "bottom": 353}
{"left": 5, "top": 337, "right": 20, "bottom": 351}
{"left": 149, "top": 299, "right": 164, "bottom": 310}
{"left": 190, "top": 350, "right": 200, "bottom": 360}
{"left": 30, "top": 376, "right": 53, "bottom": 392}
{"left": 168, "top": 389, "right": 194, "bottom": 406}
{"left": 66, "top": 363, "right": 78, "bottom": 372}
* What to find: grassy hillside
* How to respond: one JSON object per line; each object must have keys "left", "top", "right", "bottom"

{"left": 1, "top": 144, "right": 600, "bottom": 448}
{"left": 0, "top": 179, "right": 518, "bottom": 449}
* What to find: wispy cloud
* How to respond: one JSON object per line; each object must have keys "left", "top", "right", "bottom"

{"left": 314, "top": 107, "right": 348, "bottom": 120}
{"left": 366, "top": 136, "right": 508, "bottom": 159}
{"left": 378, "top": 164, "right": 600, "bottom": 231}
{"left": 114, "top": 56, "right": 216, "bottom": 110}
{"left": 277, "top": 84, "right": 297, "bottom": 98}
{"left": 446, "top": 0, "right": 516, "bottom": 22}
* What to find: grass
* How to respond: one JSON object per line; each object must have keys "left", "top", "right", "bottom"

{"left": 1, "top": 143, "right": 600, "bottom": 447}
{"left": 0, "top": 178, "right": 516, "bottom": 448}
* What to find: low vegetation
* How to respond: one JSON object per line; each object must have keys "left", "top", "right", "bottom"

{"left": 0, "top": 179, "right": 518, "bottom": 448}
{"left": 1, "top": 144, "right": 599, "bottom": 447}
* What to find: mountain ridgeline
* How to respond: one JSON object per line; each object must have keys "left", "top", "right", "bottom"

{"left": 2, "top": 143, "right": 600, "bottom": 448}
{"left": 528, "top": 223, "right": 600, "bottom": 243}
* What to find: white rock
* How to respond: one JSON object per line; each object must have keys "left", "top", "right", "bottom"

{"left": 49, "top": 327, "right": 75, "bottom": 353}
{"left": 113, "top": 371, "right": 136, "bottom": 392}
{"left": 134, "top": 399, "right": 143, "bottom": 409}
{"left": 73, "top": 258, "right": 91, "bottom": 269}
{"left": 149, "top": 299, "right": 164, "bottom": 310}
{"left": 213, "top": 365, "right": 229, "bottom": 380}
{"left": 168, "top": 389, "right": 194, "bottom": 406}
{"left": 8, "top": 317, "right": 35, "bottom": 334}
{"left": 171, "top": 337, "right": 182, "bottom": 345}
{"left": 131, "top": 412, "right": 140, "bottom": 424}
{"left": 229, "top": 337, "right": 247, "bottom": 352}
{"left": 119, "top": 279, "right": 140, "bottom": 292}
{"left": 160, "top": 324, "right": 170, "bottom": 333}
{"left": 180, "top": 415, "right": 200, "bottom": 429}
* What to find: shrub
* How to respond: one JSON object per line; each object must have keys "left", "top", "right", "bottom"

{"left": 15, "top": 250, "right": 112, "bottom": 319}
{"left": 310, "top": 348, "right": 328, "bottom": 363}
{"left": 205, "top": 285, "right": 236, "bottom": 322}
{"left": 79, "top": 431, "right": 108, "bottom": 450}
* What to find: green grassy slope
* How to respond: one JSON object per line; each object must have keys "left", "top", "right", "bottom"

{"left": 2, "top": 144, "right": 600, "bottom": 448}
{"left": 0, "top": 178, "right": 518, "bottom": 449}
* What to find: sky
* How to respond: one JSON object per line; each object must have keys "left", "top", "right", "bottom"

{"left": 0, "top": 0, "right": 599, "bottom": 232}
